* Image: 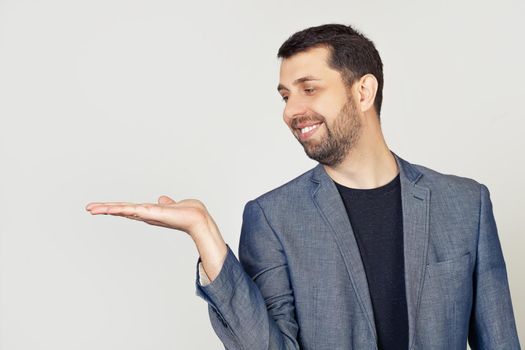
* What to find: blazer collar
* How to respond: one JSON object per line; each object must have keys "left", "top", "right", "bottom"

{"left": 310, "top": 150, "right": 423, "bottom": 186}
{"left": 309, "top": 150, "right": 430, "bottom": 350}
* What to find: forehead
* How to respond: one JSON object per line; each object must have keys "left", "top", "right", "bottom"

{"left": 278, "top": 46, "right": 342, "bottom": 86}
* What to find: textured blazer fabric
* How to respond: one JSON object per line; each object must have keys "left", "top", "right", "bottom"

{"left": 195, "top": 151, "right": 521, "bottom": 350}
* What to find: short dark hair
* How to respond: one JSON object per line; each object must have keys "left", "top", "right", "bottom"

{"left": 277, "top": 23, "right": 384, "bottom": 118}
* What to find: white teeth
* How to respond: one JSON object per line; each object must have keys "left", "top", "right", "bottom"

{"left": 301, "top": 123, "right": 321, "bottom": 134}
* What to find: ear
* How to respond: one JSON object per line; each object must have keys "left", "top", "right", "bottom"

{"left": 355, "top": 74, "right": 378, "bottom": 114}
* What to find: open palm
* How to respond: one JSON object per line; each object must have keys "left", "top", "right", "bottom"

{"left": 85, "top": 195, "right": 214, "bottom": 236}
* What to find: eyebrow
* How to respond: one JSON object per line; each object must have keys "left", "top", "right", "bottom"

{"left": 277, "top": 75, "right": 321, "bottom": 93}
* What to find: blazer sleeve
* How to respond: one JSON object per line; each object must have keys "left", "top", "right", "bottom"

{"left": 195, "top": 199, "right": 300, "bottom": 350}
{"left": 467, "top": 184, "right": 521, "bottom": 349}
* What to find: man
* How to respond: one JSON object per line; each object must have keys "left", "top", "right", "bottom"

{"left": 86, "top": 24, "right": 521, "bottom": 349}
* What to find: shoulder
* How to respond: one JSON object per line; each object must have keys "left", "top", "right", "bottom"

{"left": 244, "top": 157, "right": 488, "bottom": 210}
{"left": 244, "top": 165, "right": 318, "bottom": 210}
{"left": 408, "top": 160, "right": 485, "bottom": 203}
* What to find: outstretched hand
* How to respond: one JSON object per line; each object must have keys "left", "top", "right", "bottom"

{"left": 86, "top": 195, "right": 228, "bottom": 280}
{"left": 85, "top": 195, "right": 217, "bottom": 238}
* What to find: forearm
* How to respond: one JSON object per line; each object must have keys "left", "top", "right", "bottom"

{"left": 194, "top": 199, "right": 301, "bottom": 350}
{"left": 196, "top": 245, "right": 300, "bottom": 350}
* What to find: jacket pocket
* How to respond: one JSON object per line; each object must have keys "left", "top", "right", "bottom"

{"left": 426, "top": 251, "right": 472, "bottom": 278}
{"left": 417, "top": 251, "right": 474, "bottom": 349}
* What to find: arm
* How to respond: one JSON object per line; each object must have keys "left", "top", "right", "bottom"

{"left": 468, "top": 184, "right": 521, "bottom": 349}
{"left": 195, "top": 199, "right": 300, "bottom": 350}
{"left": 85, "top": 195, "right": 300, "bottom": 349}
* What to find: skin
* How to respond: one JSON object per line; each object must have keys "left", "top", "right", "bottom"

{"left": 85, "top": 45, "right": 398, "bottom": 282}
{"left": 278, "top": 45, "right": 398, "bottom": 189}
{"left": 278, "top": 57, "right": 363, "bottom": 168}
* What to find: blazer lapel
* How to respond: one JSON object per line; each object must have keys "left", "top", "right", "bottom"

{"left": 310, "top": 161, "right": 378, "bottom": 343}
{"left": 309, "top": 151, "right": 430, "bottom": 349}
{"left": 394, "top": 152, "right": 430, "bottom": 349}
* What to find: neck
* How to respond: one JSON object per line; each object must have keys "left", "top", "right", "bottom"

{"left": 323, "top": 121, "right": 399, "bottom": 189}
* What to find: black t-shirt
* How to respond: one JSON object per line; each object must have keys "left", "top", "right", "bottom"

{"left": 334, "top": 173, "right": 409, "bottom": 350}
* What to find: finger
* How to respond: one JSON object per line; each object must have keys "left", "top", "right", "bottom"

{"left": 88, "top": 204, "right": 141, "bottom": 216}
{"left": 108, "top": 204, "right": 168, "bottom": 224}
{"left": 89, "top": 205, "right": 165, "bottom": 227}
{"left": 158, "top": 195, "right": 176, "bottom": 205}
{"left": 92, "top": 205, "right": 192, "bottom": 232}
{"left": 86, "top": 202, "right": 135, "bottom": 211}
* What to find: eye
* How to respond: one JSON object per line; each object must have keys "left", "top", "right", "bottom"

{"left": 304, "top": 87, "right": 315, "bottom": 93}
{"left": 281, "top": 96, "right": 288, "bottom": 102}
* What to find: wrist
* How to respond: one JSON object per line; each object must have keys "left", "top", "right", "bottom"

{"left": 191, "top": 218, "right": 228, "bottom": 282}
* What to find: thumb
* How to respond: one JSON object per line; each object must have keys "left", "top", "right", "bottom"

{"left": 158, "top": 195, "right": 176, "bottom": 205}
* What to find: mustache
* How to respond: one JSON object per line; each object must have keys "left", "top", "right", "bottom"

{"left": 291, "top": 114, "right": 325, "bottom": 129}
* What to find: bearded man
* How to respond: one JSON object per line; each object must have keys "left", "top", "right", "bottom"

{"left": 87, "top": 24, "right": 521, "bottom": 349}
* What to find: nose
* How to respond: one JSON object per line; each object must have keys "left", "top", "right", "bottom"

{"left": 283, "top": 96, "right": 309, "bottom": 127}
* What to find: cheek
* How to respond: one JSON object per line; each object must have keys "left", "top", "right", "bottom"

{"left": 313, "top": 95, "right": 346, "bottom": 119}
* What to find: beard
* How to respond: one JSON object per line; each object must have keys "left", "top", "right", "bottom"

{"left": 293, "top": 96, "right": 362, "bottom": 167}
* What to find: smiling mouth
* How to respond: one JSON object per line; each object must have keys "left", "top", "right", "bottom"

{"left": 296, "top": 122, "right": 323, "bottom": 141}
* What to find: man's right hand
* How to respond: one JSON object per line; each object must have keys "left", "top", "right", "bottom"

{"left": 85, "top": 195, "right": 228, "bottom": 282}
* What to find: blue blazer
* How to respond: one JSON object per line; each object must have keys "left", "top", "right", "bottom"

{"left": 195, "top": 151, "right": 520, "bottom": 349}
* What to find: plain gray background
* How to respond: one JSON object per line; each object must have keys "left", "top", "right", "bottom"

{"left": 0, "top": 0, "right": 523, "bottom": 348}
